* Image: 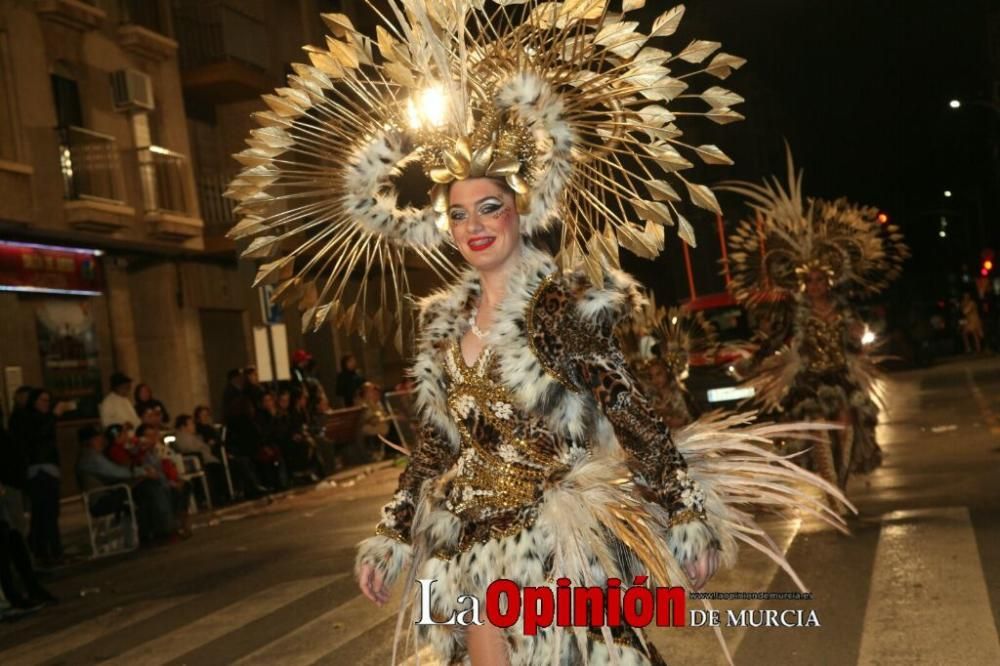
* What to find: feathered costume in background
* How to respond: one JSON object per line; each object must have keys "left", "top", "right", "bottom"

{"left": 723, "top": 150, "right": 909, "bottom": 498}
{"left": 619, "top": 297, "right": 718, "bottom": 426}
{"left": 226, "top": 2, "right": 855, "bottom": 664}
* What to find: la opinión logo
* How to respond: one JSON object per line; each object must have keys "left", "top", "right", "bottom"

{"left": 414, "top": 577, "right": 686, "bottom": 635}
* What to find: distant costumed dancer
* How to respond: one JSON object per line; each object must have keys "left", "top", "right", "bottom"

{"left": 619, "top": 298, "right": 718, "bottom": 428}
{"left": 724, "top": 150, "right": 909, "bottom": 506}
{"left": 226, "top": 2, "right": 852, "bottom": 663}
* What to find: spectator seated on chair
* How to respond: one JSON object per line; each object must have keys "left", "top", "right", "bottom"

{"left": 135, "top": 425, "right": 191, "bottom": 540}
{"left": 272, "top": 389, "right": 325, "bottom": 483}
{"left": 173, "top": 414, "right": 227, "bottom": 506}
{"left": 79, "top": 425, "right": 173, "bottom": 546}
{"left": 254, "top": 393, "right": 290, "bottom": 491}
{"left": 217, "top": 399, "right": 270, "bottom": 500}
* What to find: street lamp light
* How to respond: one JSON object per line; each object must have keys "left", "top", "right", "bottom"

{"left": 944, "top": 190, "right": 952, "bottom": 198}
{"left": 949, "top": 99, "right": 962, "bottom": 109}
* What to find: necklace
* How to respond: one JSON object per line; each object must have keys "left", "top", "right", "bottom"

{"left": 468, "top": 307, "right": 490, "bottom": 339}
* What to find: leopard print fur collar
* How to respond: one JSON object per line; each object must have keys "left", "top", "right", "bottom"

{"left": 410, "top": 244, "right": 643, "bottom": 449}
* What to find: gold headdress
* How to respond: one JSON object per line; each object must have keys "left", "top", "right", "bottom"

{"left": 722, "top": 150, "right": 909, "bottom": 305}
{"left": 226, "top": 1, "right": 745, "bottom": 345}
{"left": 621, "top": 296, "right": 717, "bottom": 379}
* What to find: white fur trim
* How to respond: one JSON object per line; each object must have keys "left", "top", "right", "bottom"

{"left": 342, "top": 130, "right": 447, "bottom": 248}
{"left": 667, "top": 520, "right": 717, "bottom": 567}
{"left": 355, "top": 535, "right": 412, "bottom": 589}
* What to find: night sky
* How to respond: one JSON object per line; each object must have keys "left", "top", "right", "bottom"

{"left": 348, "top": 1, "right": 998, "bottom": 306}
{"left": 634, "top": 0, "right": 999, "bottom": 306}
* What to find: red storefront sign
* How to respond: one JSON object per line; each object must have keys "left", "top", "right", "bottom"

{"left": 0, "top": 241, "right": 103, "bottom": 295}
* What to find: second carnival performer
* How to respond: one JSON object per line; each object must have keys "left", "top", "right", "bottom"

{"left": 724, "top": 151, "right": 909, "bottom": 507}
{"left": 226, "top": 2, "right": 852, "bottom": 663}
{"left": 620, "top": 299, "right": 719, "bottom": 428}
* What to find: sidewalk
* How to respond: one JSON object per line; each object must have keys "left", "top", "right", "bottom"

{"left": 55, "top": 459, "right": 400, "bottom": 564}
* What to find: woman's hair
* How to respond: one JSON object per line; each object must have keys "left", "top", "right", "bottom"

{"left": 28, "top": 388, "right": 51, "bottom": 412}
{"left": 134, "top": 383, "right": 152, "bottom": 403}
{"left": 194, "top": 405, "right": 210, "bottom": 421}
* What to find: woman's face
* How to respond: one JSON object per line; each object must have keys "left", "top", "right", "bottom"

{"left": 448, "top": 178, "right": 522, "bottom": 273}
{"left": 138, "top": 384, "right": 152, "bottom": 401}
{"left": 648, "top": 363, "right": 671, "bottom": 390}
{"left": 196, "top": 408, "right": 211, "bottom": 425}
{"left": 805, "top": 270, "right": 829, "bottom": 301}
{"left": 278, "top": 392, "right": 291, "bottom": 410}
{"left": 33, "top": 392, "right": 52, "bottom": 413}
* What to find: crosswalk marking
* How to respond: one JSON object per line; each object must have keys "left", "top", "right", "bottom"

{"left": 0, "top": 595, "right": 197, "bottom": 666}
{"left": 7, "top": 505, "right": 1000, "bottom": 665}
{"left": 233, "top": 592, "right": 398, "bottom": 666}
{"left": 858, "top": 507, "right": 1000, "bottom": 665}
{"left": 103, "top": 574, "right": 346, "bottom": 666}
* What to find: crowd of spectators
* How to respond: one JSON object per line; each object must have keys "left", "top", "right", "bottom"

{"left": 0, "top": 347, "right": 406, "bottom": 620}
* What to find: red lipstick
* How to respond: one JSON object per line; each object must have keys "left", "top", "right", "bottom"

{"left": 468, "top": 236, "right": 496, "bottom": 252}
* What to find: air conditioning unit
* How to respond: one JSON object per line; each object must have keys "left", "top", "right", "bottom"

{"left": 111, "top": 69, "right": 154, "bottom": 111}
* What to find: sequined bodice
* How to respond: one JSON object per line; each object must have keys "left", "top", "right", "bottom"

{"left": 442, "top": 341, "right": 569, "bottom": 549}
{"left": 801, "top": 314, "right": 847, "bottom": 374}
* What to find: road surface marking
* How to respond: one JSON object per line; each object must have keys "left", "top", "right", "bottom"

{"left": 858, "top": 507, "right": 1000, "bottom": 665}
{"left": 103, "top": 575, "right": 345, "bottom": 665}
{"left": 966, "top": 367, "right": 1000, "bottom": 435}
{"left": 0, "top": 595, "right": 196, "bottom": 666}
{"left": 233, "top": 591, "right": 399, "bottom": 666}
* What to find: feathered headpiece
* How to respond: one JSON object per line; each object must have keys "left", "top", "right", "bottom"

{"left": 225, "top": 1, "right": 745, "bottom": 346}
{"left": 722, "top": 150, "right": 908, "bottom": 305}
{"left": 621, "top": 295, "right": 717, "bottom": 379}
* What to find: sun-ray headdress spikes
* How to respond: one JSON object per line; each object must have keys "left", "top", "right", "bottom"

{"left": 226, "top": 1, "right": 746, "bottom": 347}
{"left": 722, "top": 149, "right": 909, "bottom": 305}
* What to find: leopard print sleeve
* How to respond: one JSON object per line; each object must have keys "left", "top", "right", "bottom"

{"left": 573, "top": 332, "right": 708, "bottom": 527}
{"left": 376, "top": 421, "right": 457, "bottom": 544}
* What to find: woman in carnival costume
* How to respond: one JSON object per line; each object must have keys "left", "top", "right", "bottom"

{"left": 724, "top": 151, "right": 908, "bottom": 508}
{"left": 226, "top": 2, "right": 850, "bottom": 663}
{"left": 620, "top": 299, "right": 718, "bottom": 429}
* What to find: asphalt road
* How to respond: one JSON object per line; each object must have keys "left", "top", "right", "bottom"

{"left": 2, "top": 355, "right": 1000, "bottom": 665}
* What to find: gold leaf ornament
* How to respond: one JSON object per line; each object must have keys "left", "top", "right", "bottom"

{"left": 685, "top": 182, "right": 722, "bottom": 215}
{"left": 650, "top": 5, "right": 685, "bottom": 38}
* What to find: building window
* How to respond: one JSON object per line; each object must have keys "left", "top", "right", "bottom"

{"left": 0, "top": 32, "right": 20, "bottom": 161}
{"left": 51, "top": 62, "right": 84, "bottom": 130}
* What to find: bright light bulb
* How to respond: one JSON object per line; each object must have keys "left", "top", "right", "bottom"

{"left": 939, "top": 230, "right": 947, "bottom": 238}
{"left": 949, "top": 99, "right": 961, "bottom": 109}
{"left": 861, "top": 327, "right": 876, "bottom": 346}
{"left": 407, "top": 85, "right": 447, "bottom": 129}
{"left": 671, "top": 316, "right": 679, "bottom": 325}
{"left": 944, "top": 190, "right": 952, "bottom": 198}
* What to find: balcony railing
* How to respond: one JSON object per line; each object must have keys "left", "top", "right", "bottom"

{"left": 197, "top": 171, "right": 237, "bottom": 235}
{"left": 118, "top": 0, "right": 164, "bottom": 33}
{"left": 59, "top": 126, "right": 126, "bottom": 203}
{"left": 138, "top": 146, "right": 194, "bottom": 215}
{"left": 172, "top": 1, "right": 268, "bottom": 70}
